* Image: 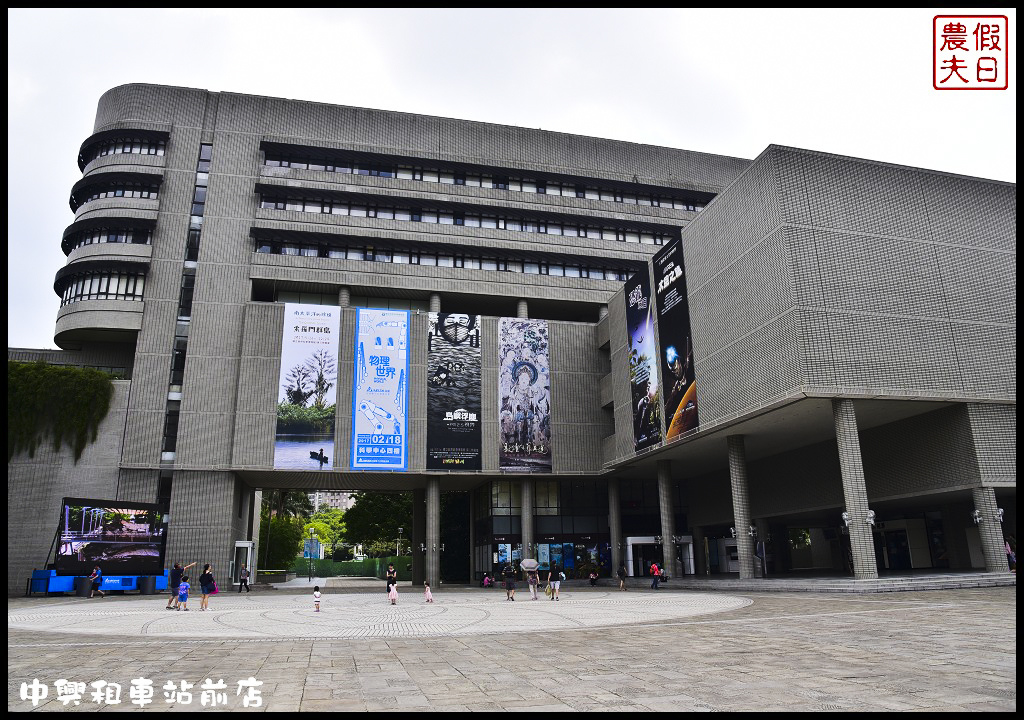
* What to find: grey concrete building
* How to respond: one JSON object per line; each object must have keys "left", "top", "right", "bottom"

{"left": 7, "top": 84, "right": 1015, "bottom": 594}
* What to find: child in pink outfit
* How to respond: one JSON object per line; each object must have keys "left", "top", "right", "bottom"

{"left": 424, "top": 581, "right": 434, "bottom": 603}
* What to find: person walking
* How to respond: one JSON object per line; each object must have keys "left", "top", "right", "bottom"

{"left": 526, "top": 568, "right": 540, "bottom": 600}
{"left": 617, "top": 563, "right": 628, "bottom": 591}
{"left": 547, "top": 563, "right": 562, "bottom": 601}
{"left": 166, "top": 562, "right": 196, "bottom": 609}
{"left": 424, "top": 581, "right": 434, "bottom": 603}
{"left": 199, "top": 564, "right": 216, "bottom": 611}
{"left": 386, "top": 563, "right": 398, "bottom": 604}
{"left": 650, "top": 561, "right": 661, "bottom": 590}
{"left": 88, "top": 565, "right": 105, "bottom": 598}
{"left": 503, "top": 563, "right": 517, "bottom": 601}
{"left": 313, "top": 585, "right": 322, "bottom": 612}
{"left": 238, "top": 564, "right": 251, "bottom": 593}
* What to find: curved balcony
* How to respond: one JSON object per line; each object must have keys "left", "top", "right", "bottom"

{"left": 62, "top": 213, "right": 157, "bottom": 255}
{"left": 69, "top": 169, "right": 163, "bottom": 213}
{"left": 54, "top": 299, "right": 145, "bottom": 350}
{"left": 78, "top": 128, "right": 170, "bottom": 171}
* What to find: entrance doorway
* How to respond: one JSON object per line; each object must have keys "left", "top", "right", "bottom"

{"left": 625, "top": 536, "right": 661, "bottom": 576}
{"left": 233, "top": 541, "right": 254, "bottom": 583}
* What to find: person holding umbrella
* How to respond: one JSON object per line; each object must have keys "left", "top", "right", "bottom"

{"left": 520, "top": 558, "right": 541, "bottom": 600}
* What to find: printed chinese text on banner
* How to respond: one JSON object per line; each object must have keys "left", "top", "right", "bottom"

{"left": 653, "top": 238, "right": 699, "bottom": 440}
{"left": 427, "top": 313, "right": 482, "bottom": 470}
{"left": 499, "top": 318, "right": 551, "bottom": 472}
{"left": 351, "top": 308, "right": 409, "bottom": 471}
{"left": 274, "top": 304, "right": 340, "bottom": 469}
{"left": 625, "top": 271, "right": 662, "bottom": 452}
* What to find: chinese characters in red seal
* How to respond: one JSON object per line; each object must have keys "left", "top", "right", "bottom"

{"left": 934, "top": 15, "right": 1009, "bottom": 90}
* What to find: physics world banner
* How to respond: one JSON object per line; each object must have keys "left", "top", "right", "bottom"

{"left": 653, "top": 237, "right": 699, "bottom": 440}
{"left": 625, "top": 271, "right": 662, "bottom": 452}
{"left": 426, "top": 313, "right": 482, "bottom": 470}
{"left": 498, "top": 317, "right": 551, "bottom": 472}
{"left": 351, "top": 308, "right": 409, "bottom": 471}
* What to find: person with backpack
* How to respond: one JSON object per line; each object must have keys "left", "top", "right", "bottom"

{"left": 547, "top": 563, "right": 563, "bottom": 601}
{"left": 650, "top": 561, "right": 661, "bottom": 590}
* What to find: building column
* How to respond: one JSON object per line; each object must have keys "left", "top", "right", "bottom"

{"left": 426, "top": 478, "right": 441, "bottom": 587}
{"left": 338, "top": 286, "right": 350, "bottom": 307}
{"left": 517, "top": 299, "right": 529, "bottom": 319}
{"left": 521, "top": 479, "right": 535, "bottom": 560}
{"left": 972, "top": 487, "right": 1010, "bottom": 572}
{"left": 657, "top": 459, "right": 681, "bottom": 578}
{"left": 608, "top": 478, "right": 623, "bottom": 575}
{"left": 429, "top": 293, "right": 441, "bottom": 313}
{"left": 727, "top": 436, "right": 757, "bottom": 579}
{"left": 468, "top": 489, "right": 476, "bottom": 581}
{"left": 412, "top": 488, "right": 426, "bottom": 586}
{"left": 832, "top": 399, "right": 878, "bottom": 580}
{"left": 692, "top": 526, "right": 708, "bottom": 575}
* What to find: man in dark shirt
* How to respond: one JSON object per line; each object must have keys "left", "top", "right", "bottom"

{"left": 503, "top": 564, "right": 516, "bottom": 601}
{"left": 166, "top": 562, "right": 195, "bottom": 609}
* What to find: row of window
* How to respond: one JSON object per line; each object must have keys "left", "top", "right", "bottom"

{"left": 258, "top": 195, "right": 672, "bottom": 245}
{"left": 66, "top": 227, "right": 152, "bottom": 252}
{"left": 59, "top": 271, "right": 146, "bottom": 306}
{"left": 82, "top": 137, "right": 166, "bottom": 166}
{"left": 264, "top": 154, "right": 705, "bottom": 211}
{"left": 255, "top": 240, "right": 634, "bottom": 280}
{"left": 74, "top": 182, "right": 159, "bottom": 209}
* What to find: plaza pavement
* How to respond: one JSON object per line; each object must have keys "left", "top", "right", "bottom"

{"left": 7, "top": 578, "right": 1016, "bottom": 712}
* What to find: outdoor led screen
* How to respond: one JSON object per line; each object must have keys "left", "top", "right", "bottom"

{"left": 55, "top": 498, "right": 167, "bottom": 576}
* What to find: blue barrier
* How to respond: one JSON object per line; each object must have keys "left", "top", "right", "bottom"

{"left": 29, "top": 569, "right": 169, "bottom": 594}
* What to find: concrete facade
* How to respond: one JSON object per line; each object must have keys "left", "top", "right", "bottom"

{"left": 6, "top": 85, "right": 1015, "bottom": 595}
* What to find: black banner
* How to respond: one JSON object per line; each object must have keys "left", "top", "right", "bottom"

{"left": 653, "top": 237, "right": 699, "bottom": 440}
{"left": 426, "top": 313, "right": 482, "bottom": 470}
{"left": 625, "top": 272, "right": 662, "bottom": 452}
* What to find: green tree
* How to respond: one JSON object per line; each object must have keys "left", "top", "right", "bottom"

{"left": 262, "top": 490, "right": 314, "bottom": 519}
{"left": 310, "top": 507, "right": 345, "bottom": 555}
{"left": 258, "top": 513, "right": 305, "bottom": 569}
{"left": 342, "top": 492, "right": 412, "bottom": 549}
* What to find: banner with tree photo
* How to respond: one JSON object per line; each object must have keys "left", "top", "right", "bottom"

{"left": 274, "top": 304, "right": 341, "bottom": 469}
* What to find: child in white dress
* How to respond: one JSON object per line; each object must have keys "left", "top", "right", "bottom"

{"left": 424, "top": 581, "right": 434, "bottom": 603}
{"left": 313, "top": 586, "right": 322, "bottom": 612}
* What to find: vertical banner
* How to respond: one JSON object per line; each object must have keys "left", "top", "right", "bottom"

{"left": 351, "top": 308, "right": 409, "bottom": 470}
{"left": 653, "top": 238, "right": 699, "bottom": 440}
{"left": 625, "top": 272, "right": 662, "bottom": 452}
{"left": 499, "top": 318, "right": 552, "bottom": 472}
{"left": 274, "top": 304, "right": 340, "bottom": 469}
{"left": 426, "top": 313, "right": 482, "bottom": 470}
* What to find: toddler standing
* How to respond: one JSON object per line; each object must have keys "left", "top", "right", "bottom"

{"left": 424, "top": 581, "right": 434, "bottom": 603}
{"left": 313, "top": 586, "right": 322, "bottom": 612}
{"left": 177, "top": 575, "right": 191, "bottom": 611}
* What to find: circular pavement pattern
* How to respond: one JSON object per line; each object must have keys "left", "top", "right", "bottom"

{"left": 9, "top": 590, "right": 751, "bottom": 640}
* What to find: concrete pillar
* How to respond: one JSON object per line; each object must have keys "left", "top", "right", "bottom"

{"left": 832, "top": 399, "right": 878, "bottom": 580}
{"left": 516, "top": 299, "right": 529, "bottom": 319}
{"left": 468, "top": 489, "right": 476, "bottom": 581}
{"left": 608, "top": 478, "right": 623, "bottom": 575}
{"left": 426, "top": 478, "right": 441, "bottom": 587}
{"left": 727, "top": 436, "right": 757, "bottom": 579}
{"left": 412, "top": 488, "right": 426, "bottom": 586}
{"left": 692, "top": 526, "right": 708, "bottom": 575}
{"left": 598, "top": 304, "right": 609, "bottom": 320}
{"left": 521, "top": 480, "right": 535, "bottom": 560}
{"left": 338, "top": 286, "right": 350, "bottom": 307}
{"left": 429, "top": 293, "right": 441, "bottom": 313}
{"left": 972, "top": 487, "right": 1010, "bottom": 572}
{"left": 657, "top": 460, "right": 681, "bottom": 578}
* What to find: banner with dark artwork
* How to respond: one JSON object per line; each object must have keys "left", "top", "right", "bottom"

{"left": 653, "top": 238, "right": 699, "bottom": 440}
{"left": 625, "top": 271, "right": 662, "bottom": 452}
{"left": 499, "top": 318, "right": 551, "bottom": 472}
{"left": 427, "top": 313, "right": 482, "bottom": 470}
{"left": 274, "top": 303, "right": 340, "bottom": 469}
{"left": 351, "top": 308, "right": 409, "bottom": 471}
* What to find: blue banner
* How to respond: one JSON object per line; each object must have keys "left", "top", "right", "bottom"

{"left": 350, "top": 309, "right": 409, "bottom": 470}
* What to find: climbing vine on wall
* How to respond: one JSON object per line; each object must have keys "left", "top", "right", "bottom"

{"left": 7, "top": 361, "right": 114, "bottom": 463}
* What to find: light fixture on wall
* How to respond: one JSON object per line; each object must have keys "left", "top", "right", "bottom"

{"left": 729, "top": 527, "right": 737, "bottom": 538}
{"left": 997, "top": 508, "right": 1004, "bottom": 523}
{"left": 866, "top": 510, "right": 876, "bottom": 526}
{"left": 748, "top": 525, "right": 757, "bottom": 538}
{"left": 654, "top": 536, "right": 662, "bottom": 546}
{"left": 841, "top": 511, "right": 851, "bottom": 527}
{"left": 419, "top": 543, "right": 426, "bottom": 554}
{"left": 972, "top": 510, "right": 983, "bottom": 525}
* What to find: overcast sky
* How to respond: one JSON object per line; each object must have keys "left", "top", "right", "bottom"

{"left": 7, "top": 8, "right": 1017, "bottom": 350}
